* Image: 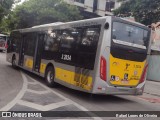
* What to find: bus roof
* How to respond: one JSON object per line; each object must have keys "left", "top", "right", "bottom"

{"left": 13, "top": 16, "right": 149, "bottom": 33}
{"left": 32, "top": 22, "right": 64, "bottom": 28}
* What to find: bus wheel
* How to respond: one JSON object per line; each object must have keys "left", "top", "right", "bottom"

{"left": 12, "top": 56, "right": 17, "bottom": 68}
{"left": 45, "top": 66, "right": 57, "bottom": 87}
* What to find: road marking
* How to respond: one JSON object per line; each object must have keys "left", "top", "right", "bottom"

{"left": 51, "top": 119, "right": 94, "bottom": 120}
{"left": 26, "top": 89, "right": 50, "bottom": 94}
{"left": 18, "top": 100, "right": 72, "bottom": 111}
{"left": 26, "top": 74, "right": 102, "bottom": 120}
{"left": 0, "top": 71, "right": 27, "bottom": 111}
{"left": 28, "top": 82, "right": 39, "bottom": 85}
{"left": 0, "top": 71, "right": 102, "bottom": 120}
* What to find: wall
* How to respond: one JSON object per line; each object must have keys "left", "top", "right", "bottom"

{"left": 151, "top": 22, "right": 160, "bottom": 51}
{"left": 64, "top": 0, "right": 122, "bottom": 16}
{"left": 147, "top": 55, "right": 160, "bottom": 82}
{"left": 147, "top": 22, "right": 160, "bottom": 82}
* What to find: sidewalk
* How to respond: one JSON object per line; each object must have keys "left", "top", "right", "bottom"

{"left": 144, "top": 80, "right": 160, "bottom": 97}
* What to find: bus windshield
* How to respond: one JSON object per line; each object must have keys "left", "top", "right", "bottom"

{"left": 112, "top": 22, "right": 149, "bottom": 49}
{"left": 0, "top": 36, "right": 6, "bottom": 42}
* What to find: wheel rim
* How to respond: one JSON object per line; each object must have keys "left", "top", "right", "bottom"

{"left": 47, "top": 71, "right": 54, "bottom": 83}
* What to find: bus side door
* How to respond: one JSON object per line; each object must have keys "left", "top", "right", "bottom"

{"left": 19, "top": 34, "right": 25, "bottom": 66}
{"left": 33, "top": 33, "right": 45, "bottom": 72}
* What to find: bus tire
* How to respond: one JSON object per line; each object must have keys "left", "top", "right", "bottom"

{"left": 12, "top": 55, "right": 17, "bottom": 69}
{"left": 45, "top": 66, "right": 57, "bottom": 87}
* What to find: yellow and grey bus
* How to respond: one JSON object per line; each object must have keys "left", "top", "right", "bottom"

{"left": 7, "top": 16, "right": 151, "bottom": 95}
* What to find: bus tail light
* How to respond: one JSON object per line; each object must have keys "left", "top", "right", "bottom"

{"left": 100, "top": 56, "right": 107, "bottom": 81}
{"left": 139, "top": 64, "right": 148, "bottom": 84}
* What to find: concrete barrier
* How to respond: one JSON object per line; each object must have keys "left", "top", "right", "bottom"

{"left": 147, "top": 55, "right": 160, "bottom": 82}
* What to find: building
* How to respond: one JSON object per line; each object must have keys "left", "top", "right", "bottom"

{"left": 150, "top": 22, "right": 160, "bottom": 51}
{"left": 64, "top": 0, "right": 123, "bottom": 17}
{"left": 147, "top": 22, "right": 160, "bottom": 82}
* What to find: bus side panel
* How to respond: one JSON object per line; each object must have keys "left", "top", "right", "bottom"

{"left": 39, "top": 59, "right": 94, "bottom": 93}
{"left": 23, "top": 55, "right": 34, "bottom": 70}
{"left": 39, "top": 21, "right": 106, "bottom": 93}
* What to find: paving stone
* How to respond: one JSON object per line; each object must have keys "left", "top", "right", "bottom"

{"left": 9, "top": 104, "right": 38, "bottom": 111}
{"left": 25, "top": 75, "right": 35, "bottom": 83}
{"left": 52, "top": 104, "right": 82, "bottom": 111}
{"left": 51, "top": 105, "right": 92, "bottom": 119}
{"left": 22, "top": 92, "right": 65, "bottom": 106}
{"left": 28, "top": 84, "right": 47, "bottom": 91}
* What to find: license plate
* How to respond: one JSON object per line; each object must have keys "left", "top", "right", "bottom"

{"left": 121, "top": 80, "right": 129, "bottom": 84}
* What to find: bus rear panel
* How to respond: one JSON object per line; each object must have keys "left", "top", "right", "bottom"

{"left": 93, "top": 17, "right": 151, "bottom": 95}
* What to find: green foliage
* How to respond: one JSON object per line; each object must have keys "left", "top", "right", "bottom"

{"left": 4, "top": 0, "right": 82, "bottom": 31}
{"left": 0, "top": 0, "right": 14, "bottom": 21}
{"left": 114, "top": 0, "right": 160, "bottom": 25}
{"left": 0, "top": 0, "right": 15, "bottom": 33}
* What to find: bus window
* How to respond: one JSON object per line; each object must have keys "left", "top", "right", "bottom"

{"left": 24, "top": 33, "right": 36, "bottom": 56}
{"left": 59, "top": 29, "right": 80, "bottom": 53}
{"left": 112, "top": 22, "right": 149, "bottom": 49}
{"left": 80, "top": 27, "right": 100, "bottom": 52}
{"left": 45, "top": 30, "right": 61, "bottom": 52}
{"left": 9, "top": 31, "right": 21, "bottom": 53}
{"left": 77, "top": 26, "right": 101, "bottom": 69}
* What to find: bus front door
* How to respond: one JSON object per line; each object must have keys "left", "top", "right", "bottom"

{"left": 33, "top": 34, "right": 45, "bottom": 72}
{"left": 19, "top": 36, "right": 25, "bottom": 66}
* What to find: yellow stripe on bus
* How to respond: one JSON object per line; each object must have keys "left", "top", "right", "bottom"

{"left": 55, "top": 67, "right": 93, "bottom": 91}
{"left": 25, "top": 59, "right": 33, "bottom": 69}
{"left": 40, "top": 63, "right": 47, "bottom": 74}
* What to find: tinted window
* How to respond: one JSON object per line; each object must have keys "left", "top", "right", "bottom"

{"left": 24, "top": 33, "right": 36, "bottom": 56}
{"left": 10, "top": 31, "right": 21, "bottom": 53}
{"left": 42, "top": 25, "right": 101, "bottom": 70}
{"left": 106, "top": 1, "right": 115, "bottom": 11}
{"left": 59, "top": 28, "right": 81, "bottom": 52}
{"left": 45, "top": 30, "right": 61, "bottom": 52}
{"left": 80, "top": 27, "right": 100, "bottom": 52}
{"left": 112, "top": 22, "right": 149, "bottom": 48}
{"left": 58, "top": 27, "right": 100, "bottom": 53}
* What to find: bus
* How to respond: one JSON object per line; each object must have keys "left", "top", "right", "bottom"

{"left": 0, "top": 34, "right": 8, "bottom": 52}
{"left": 6, "top": 16, "right": 151, "bottom": 95}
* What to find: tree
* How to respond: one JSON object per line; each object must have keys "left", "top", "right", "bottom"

{"left": 114, "top": 0, "right": 160, "bottom": 25}
{"left": 0, "top": 0, "right": 16, "bottom": 33}
{"left": 0, "top": 0, "right": 15, "bottom": 21}
{"left": 5, "top": 0, "right": 82, "bottom": 30}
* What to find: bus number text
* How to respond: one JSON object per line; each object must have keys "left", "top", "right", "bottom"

{"left": 61, "top": 54, "right": 72, "bottom": 61}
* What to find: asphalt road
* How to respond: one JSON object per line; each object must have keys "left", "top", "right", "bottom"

{"left": 0, "top": 52, "right": 23, "bottom": 109}
{"left": 0, "top": 52, "right": 160, "bottom": 120}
